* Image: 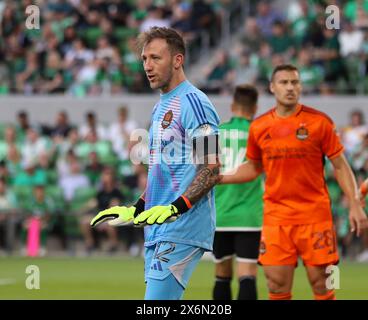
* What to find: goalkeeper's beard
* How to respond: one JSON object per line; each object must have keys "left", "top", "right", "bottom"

{"left": 148, "top": 66, "right": 174, "bottom": 91}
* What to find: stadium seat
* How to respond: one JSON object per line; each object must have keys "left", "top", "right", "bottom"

{"left": 82, "top": 27, "right": 104, "bottom": 48}
{"left": 45, "top": 185, "right": 65, "bottom": 212}
{"left": 12, "top": 186, "right": 33, "bottom": 210}
{"left": 113, "top": 27, "right": 138, "bottom": 41}
{"left": 69, "top": 186, "right": 97, "bottom": 213}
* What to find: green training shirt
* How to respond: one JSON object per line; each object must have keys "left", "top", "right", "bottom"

{"left": 215, "top": 117, "right": 264, "bottom": 230}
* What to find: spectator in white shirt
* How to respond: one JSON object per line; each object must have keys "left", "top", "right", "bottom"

{"left": 139, "top": 5, "right": 170, "bottom": 33}
{"left": 64, "top": 39, "right": 94, "bottom": 70}
{"left": 109, "top": 106, "right": 138, "bottom": 160}
{"left": 21, "top": 127, "right": 49, "bottom": 165}
{"left": 59, "top": 159, "right": 90, "bottom": 202}
{"left": 79, "top": 111, "right": 107, "bottom": 140}
{"left": 338, "top": 21, "right": 364, "bottom": 57}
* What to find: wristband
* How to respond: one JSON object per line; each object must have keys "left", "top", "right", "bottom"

{"left": 172, "top": 195, "right": 192, "bottom": 215}
{"left": 134, "top": 197, "right": 146, "bottom": 217}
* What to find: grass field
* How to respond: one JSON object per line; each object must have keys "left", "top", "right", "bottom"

{"left": 0, "top": 257, "right": 367, "bottom": 300}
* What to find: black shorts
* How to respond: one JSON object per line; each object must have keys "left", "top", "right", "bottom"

{"left": 213, "top": 231, "right": 261, "bottom": 263}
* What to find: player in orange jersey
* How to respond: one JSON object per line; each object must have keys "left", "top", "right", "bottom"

{"left": 220, "top": 64, "right": 368, "bottom": 300}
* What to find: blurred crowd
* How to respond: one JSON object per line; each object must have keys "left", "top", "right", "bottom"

{"left": 329, "top": 109, "right": 368, "bottom": 262}
{"left": 0, "top": 107, "right": 367, "bottom": 260}
{"left": 0, "top": 107, "right": 150, "bottom": 257}
{"left": 199, "top": 0, "right": 368, "bottom": 95}
{"left": 0, "top": 0, "right": 227, "bottom": 96}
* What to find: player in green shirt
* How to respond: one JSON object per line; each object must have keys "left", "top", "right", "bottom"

{"left": 213, "top": 85, "right": 263, "bottom": 300}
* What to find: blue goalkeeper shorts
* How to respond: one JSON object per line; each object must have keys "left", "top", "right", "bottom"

{"left": 144, "top": 241, "right": 205, "bottom": 300}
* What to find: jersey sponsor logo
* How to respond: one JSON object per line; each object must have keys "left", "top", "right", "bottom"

{"left": 296, "top": 124, "right": 309, "bottom": 140}
{"left": 161, "top": 110, "right": 173, "bottom": 129}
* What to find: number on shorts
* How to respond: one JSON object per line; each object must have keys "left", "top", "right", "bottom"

{"left": 312, "top": 229, "right": 336, "bottom": 253}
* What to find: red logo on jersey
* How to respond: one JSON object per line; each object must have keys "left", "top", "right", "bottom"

{"left": 296, "top": 125, "right": 309, "bottom": 140}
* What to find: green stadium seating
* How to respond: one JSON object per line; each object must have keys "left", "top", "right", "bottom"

{"left": 69, "top": 186, "right": 97, "bottom": 213}
{"left": 45, "top": 185, "right": 65, "bottom": 212}
{"left": 12, "top": 185, "right": 33, "bottom": 210}
{"left": 63, "top": 214, "right": 82, "bottom": 238}
{"left": 45, "top": 169, "right": 59, "bottom": 185}
{"left": 82, "top": 27, "right": 104, "bottom": 48}
{"left": 113, "top": 27, "right": 138, "bottom": 41}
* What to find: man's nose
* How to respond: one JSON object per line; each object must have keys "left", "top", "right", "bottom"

{"left": 286, "top": 83, "right": 294, "bottom": 90}
{"left": 144, "top": 60, "right": 153, "bottom": 72}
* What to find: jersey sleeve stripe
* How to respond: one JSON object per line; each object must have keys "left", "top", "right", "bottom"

{"left": 186, "top": 93, "right": 205, "bottom": 124}
{"left": 188, "top": 93, "right": 206, "bottom": 123}
{"left": 246, "top": 154, "right": 262, "bottom": 161}
{"left": 327, "top": 146, "right": 344, "bottom": 159}
{"left": 191, "top": 93, "right": 208, "bottom": 122}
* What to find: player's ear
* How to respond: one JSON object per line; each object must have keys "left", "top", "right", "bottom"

{"left": 173, "top": 53, "right": 184, "bottom": 70}
{"left": 269, "top": 81, "right": 274, "bottom": 94}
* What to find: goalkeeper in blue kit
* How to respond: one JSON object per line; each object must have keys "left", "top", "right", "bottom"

{"left": 90, "top": 27, "right": 221, "bottom": 300}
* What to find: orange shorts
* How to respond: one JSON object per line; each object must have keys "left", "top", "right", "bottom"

{"left": 258, "top": 220, "right": 339, "bottom": 266}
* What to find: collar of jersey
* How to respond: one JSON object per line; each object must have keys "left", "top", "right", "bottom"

{"left": 232, "top": 116, "right": 251, "bottom": 123}
{"left": 160, "top": 80, "right": 190, "bottom": 102}
{"left": 273, "top": 104, "right": 302, "bottom": 119}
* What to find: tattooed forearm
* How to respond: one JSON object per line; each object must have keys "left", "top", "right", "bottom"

{"left": 183, "top": 162, "right": 221, "bottom": 205}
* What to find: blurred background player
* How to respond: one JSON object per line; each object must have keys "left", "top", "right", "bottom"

{"left": 220, "top": 64, "right": 368, "bottom": 300}
{"left": 213, "top": 85, "right": 263, "bottom": 300}
{"left": 91, "top": 27, "right": 221, "bottom": 300}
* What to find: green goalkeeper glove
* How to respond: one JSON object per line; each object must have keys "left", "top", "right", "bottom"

{"left": 90, "top": 197, "right": 145, "bottom": 227}
{"left": 133, "top": 196, "right": 192, "bottom": 227}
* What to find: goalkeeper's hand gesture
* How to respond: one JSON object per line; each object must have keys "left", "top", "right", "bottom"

{"left": 90, "top": 206, "right": 136, "bottom": 227}
{"left": 133, "top": 196, "right": 192, "bottom": 227}
{"left": 133, "top": 205, "right": 180, "bottom": 227}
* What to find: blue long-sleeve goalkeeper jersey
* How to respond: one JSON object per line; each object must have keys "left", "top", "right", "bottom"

{"left": 144, "top": 80, "right": 220, "bottom": 251}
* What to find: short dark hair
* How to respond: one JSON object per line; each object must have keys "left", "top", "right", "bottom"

{"left": 137, "top": 27, "right": 186, "bottom": 57}
{"left": 351, "top": 109, "right": 365, "bottom": 125}
{"left": 119, "top": 106, "right": 128, "bottom": 115}
{"left": 18, "top": 110, "right": 28, "bottom": 118}
{"left": 271, "top": 64, "right": 299, "bottom": 81}
{"left": 86, "top": 111, "right": 95, "bottom": 119}
{"left": 233, "top": 84, "right": 258, "bottom": 110}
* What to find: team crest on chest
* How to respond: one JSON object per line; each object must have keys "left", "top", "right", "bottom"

{"left": 162, "top": 110, "right": 173, "bottom": 129}
{"left": 296, "top": 123, "right": 309, "bottom": 140}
